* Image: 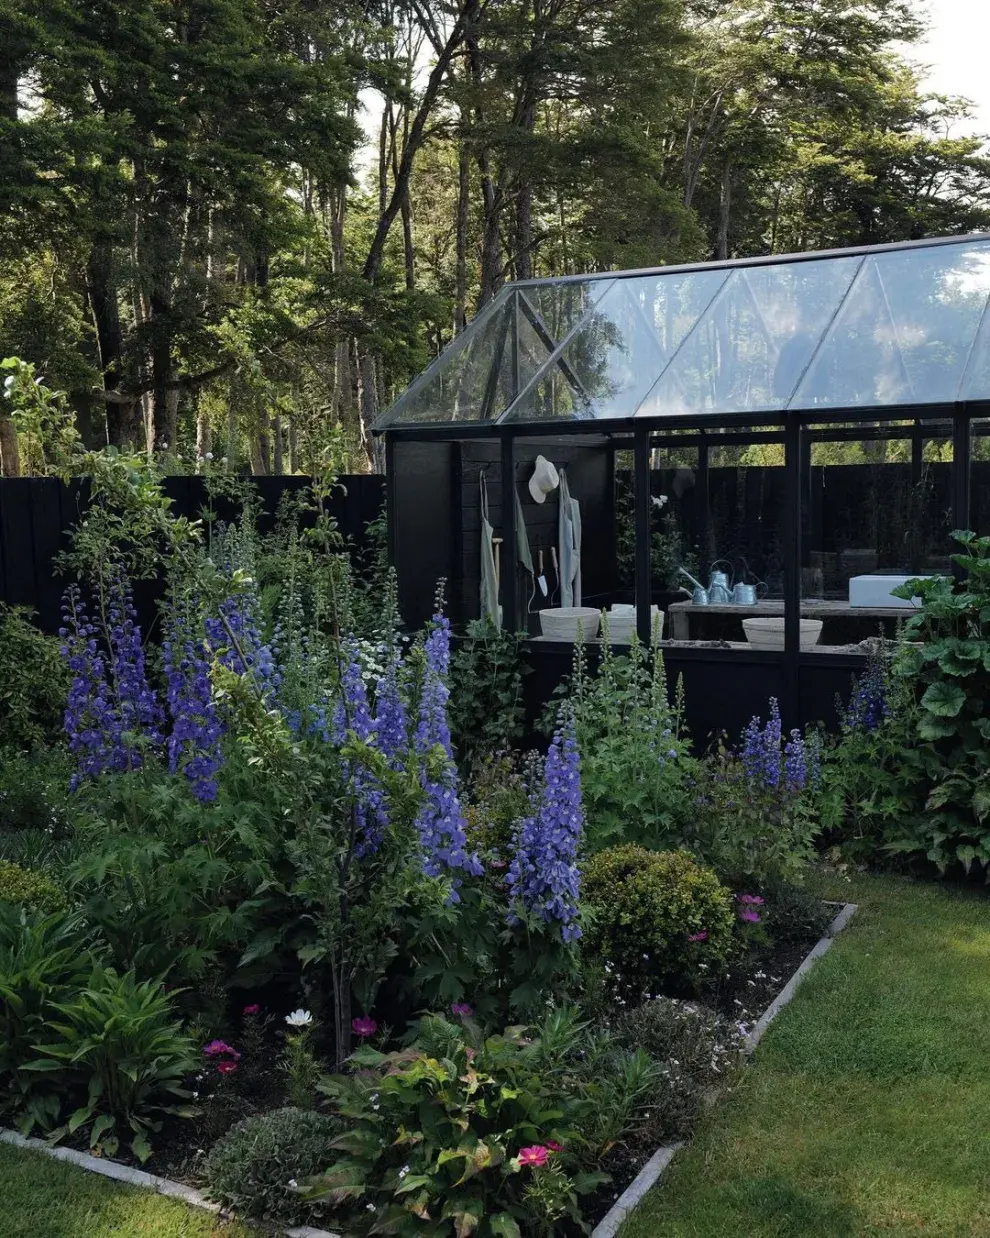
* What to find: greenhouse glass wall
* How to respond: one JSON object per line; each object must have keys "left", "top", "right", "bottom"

{"left": 375, "top": 234, "right": 990, "bottom": 740}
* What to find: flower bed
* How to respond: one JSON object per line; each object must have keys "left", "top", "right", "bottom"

{"left": 0, "top": 466, "right": 956, "bottom": 1236}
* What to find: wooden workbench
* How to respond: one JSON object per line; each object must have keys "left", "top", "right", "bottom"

{"left": 667, "top": 599, "right": 918, "bottom": 641}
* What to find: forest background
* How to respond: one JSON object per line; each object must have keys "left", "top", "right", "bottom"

{"left": 2, "top": 0, "right": 989, "bottom": 476}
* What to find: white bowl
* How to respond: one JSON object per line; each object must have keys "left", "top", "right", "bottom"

{"left": 539, "top": 607, "right": 601, "bottom": 641}
{"left": 605, "top": 606, "right": 664, "bottom": 644}
{"left": 742, "top": 618, "right": 823, "bottom": 650}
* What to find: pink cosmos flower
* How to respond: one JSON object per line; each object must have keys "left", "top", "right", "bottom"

{"left": 739, "top": 909, "right": 761, "bottom": 923}
{"left": 688, "top": 931, "right": 708, "bottom": 943}
{"left": 243, "top": 1004, "right": 260, "bottom": 1016}
{"left": 451, "top": 1002, "right": 473, "bottom": 1017}
{"left": 216, "top": 1060, "right": 238, "bottom": 1075}
{"left": 738, "top": 894, "right": 765, "bottom": 905}
{"left": 352, "top": 1016, "right": 378, "bottom": 1038}
{"left": 518, "top": 1146, "right": 550, "bottom": 1168}
{"left": 545, "top": 1141, "right": 563, "bottom": 1153}
{"left": 202, "top": 1040, "right": 240, "bottom": 1059}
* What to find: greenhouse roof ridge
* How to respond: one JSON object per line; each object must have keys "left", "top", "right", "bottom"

{"left": 505, "top": 230, "right": 990, "bottom": 289}
{"left": 376, "top": 232, "right": 990, "bottom": 431}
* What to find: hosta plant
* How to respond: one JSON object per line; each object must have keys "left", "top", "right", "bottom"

{"left": 307, "top": 1013, "right": 606, "bottom": 1236}
{"left": 22, "top": 966, "right": 198, "bottom": 1160}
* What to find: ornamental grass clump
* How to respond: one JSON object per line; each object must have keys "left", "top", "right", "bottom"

{"left": 583, "top": 846, "right": 736, "bottom": 998}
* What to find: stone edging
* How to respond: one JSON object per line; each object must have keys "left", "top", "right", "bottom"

{"left": 588, "top": 901, "right": 858, "bottom": 1238}
{"left": 0, "top": 1127, "right": 340, "bottom": 1238}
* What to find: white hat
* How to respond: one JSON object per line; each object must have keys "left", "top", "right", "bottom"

{"left": 528, "top": 455, "right": 559, "bottom": 504}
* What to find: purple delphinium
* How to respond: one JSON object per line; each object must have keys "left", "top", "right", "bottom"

{"left": 740, "top": 715, "right": 764, "bottom": 783}
{"left": 783, "top": 728, "right": 807, "bottom": 792}
{"left": 761, "top": 698, "right": 782, "bottom": 789}
{"left": 507, "top": 720, "right": 584, "bottom": 942}
{"left": 106, "top": 570, "right": 164, "bottom": 752}
{"left": 373, "top": 647, "right": 408, "bottom": 765}
{"left": 334, "top": 641, "right": 388, "bottom": 858}
{"left": 413, "top": 615, "right": 482, "bottom": 895}
{"left": 845, "top": 656, "right": 890, "bottom": 732}
{"left": 60, "top": 577, "right": 163, "bottom": 785}
{"left": 204, "top": 582, "right": 276, "bottom": 699}
{"left": 60, "top": 587, "right": 117, "bottom": 787}
{"left": 163, "top": 603, "right": 224, "bottom": 803}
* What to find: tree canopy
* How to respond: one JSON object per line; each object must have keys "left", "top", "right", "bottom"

{"left": 1, "top": 0, "right": 988, "bottom": 474}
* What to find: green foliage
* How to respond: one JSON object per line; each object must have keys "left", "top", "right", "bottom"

{"left": 1, "top": 357, "right": 82, "bottom": 474}
{"left": 760, "top": 882, "right": 833, "bottom": 945}
{"left": 449, "top": 621, "right": 527, "bottom": 776}
{"left": 0, "top": 907, "right": 95, "bottom": 1133}
{"left": 612, "top": 997, "right": 744, "bottom": 1136}
{"left": 0, "top": 607, "right": 70, "bottom": 751}
{"left": 204, "top": 1107, "right": 343, "bottom": 1225}
{"left": 555, "top": 632, "right": 696, "bottom": 853}
{"left": 0, "top": 860, "right": 66, "bottom": 914}
{"left": 686, "top": 746, "right": 821, "bottom": 888}
{"left": 309, "top": 1012, "right": 609, "bottom": 1237}
{"left": 583, "top": 847, "right": 736, "bottom": 997}
{"left": 886, "top": 533, "right": 990, "bottom": 874}
{"left": 23, "top": 966, "right": 198, "bottom": 1161}
{"left": 0, "top": 748, "right": 72, "bottom": 834}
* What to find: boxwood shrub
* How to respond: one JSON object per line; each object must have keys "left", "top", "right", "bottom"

{"left": 583, "top": 846, "right": 736, "bottom": 996}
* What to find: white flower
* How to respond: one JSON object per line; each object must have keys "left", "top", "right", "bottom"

{"left": 288, "top": 1179, "right": 298, "bottom": 1189}
{"left": 398, "top": 1166, "right": 410, "bottom": 1179}
{"left": 205, "top": 452, "right": 214, "bottom": 461}
{"left": 285, "top": 1009, "right": 313, "bottom": 1028}
{"left": 651, "top": 494, "right": 669, "bottom": 509}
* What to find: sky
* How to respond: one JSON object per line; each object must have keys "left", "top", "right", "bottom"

{"left": 915, "top": 0, "right": 990, "bottom": 135}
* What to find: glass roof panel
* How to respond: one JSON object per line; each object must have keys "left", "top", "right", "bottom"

{"left": 794, "top": 242, "right": 990, "bottom": 408}
{"left": 375, "top": 237, "right": 990, "bottom": 429}
{"left": 381, "top": 295, "right": 516, "bottom": 426}
{"left": 636, "top": 256, "right": 861, "bottom": 417}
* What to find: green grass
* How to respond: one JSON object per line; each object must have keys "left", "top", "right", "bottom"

{"left": 0, "top": 1141, "right": 251, "bottom": 1237}
{"left": 621, "top": 874, "right": 990, "bottom": 1237}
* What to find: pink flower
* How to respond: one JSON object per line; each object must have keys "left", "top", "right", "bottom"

{"left": 451, "top": 1002, "right": 473, "bottom": 1017}
{"left": 737, "top": 894, "right": 765, "bottom": 905}
{"left": 490, "top": 860, "right": 507, "bottom": 870}
{"left": 243, "top": 1004, "right": 260, "bottom": 1016}
{"left": 465, "top": 1048, "right": 477, "bottom": 1061}
{"left": 216, "top": 1060, "right": 238, "bottom": 1075}
{"left": 352, "top": 1016, "right": 378, "bottom": 1038}
{"left": 202, "top": 1040, "right": 240, "bottom": 1060}
{"left": 518, "top": 1146, "right": 550, "bottom": 1168}
{"left": 546, "top": 1141, "right": 563, "bottom": 1153}
{"left": 739, "top": 909, "right": 761, "bottom": 923}
{"left": 688, "top": 931, "right": 708, "bottom": 943}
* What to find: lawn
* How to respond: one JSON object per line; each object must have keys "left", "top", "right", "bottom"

{"left": 0, "top": 1141, "right": 251, "bottom": 1238}
{"left": 621, "top": 873, "right": 990, "bottom": 1237}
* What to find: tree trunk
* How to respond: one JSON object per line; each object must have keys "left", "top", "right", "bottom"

{"left": 196, "top": 402, "right": 212, "bottom": 459}
{"left": 86, "top": 241, "right": 138, "bottom": 448}
{"left": 358, "top": 349, "right": 377, "bottom": 468}
{"left": 716, "top": 156, "right": 733, "bottom": 261}
{"left": 272, "top": 414, "right": 284, "bottom": 474}
{"left": 0, "top": 415, "right": 20, "bottom": 477}
{"left": 454, "top": 131, "right": 470, "bottom": 333}
{"left": 149, "top": 294, "right": 173, "bottom": 452}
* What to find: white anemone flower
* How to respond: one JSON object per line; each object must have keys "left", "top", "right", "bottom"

{"left": 285, "top": 1009, "right": 313, "bottom": 1029}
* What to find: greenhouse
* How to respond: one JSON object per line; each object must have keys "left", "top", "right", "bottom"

{"left": 375, "top": 233, "right": 990, "bottom": 739}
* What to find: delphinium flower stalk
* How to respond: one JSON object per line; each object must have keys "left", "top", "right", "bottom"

{"left": 334, "top": 639, "right": 389, "bottom": 857}
{"left": 413, "top": 614, "right": 482, "bottom": 896}
{"left": 163, "top": 600, "right": 224, "bottom": 803}
{"left": 60, "top": 587, "right": 117, "bottom": 786}
{"left": 507, "top": 717, "right": 584, "bottom": 942}
{"left": 204, "top": 574, "right": 276, "bottom": 699}
{"left": 106, "top": 569, "right": 164, "bottom": 757}
{"left": 372, "top": 643, "right": 408, "bottom": 765}
{"left": 845, "top": 649, "right": 890, "bottom": 732}
{"left": 783, "top": 728, "right": 807, "bottom": 792}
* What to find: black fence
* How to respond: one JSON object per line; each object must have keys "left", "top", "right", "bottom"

{"left": 0, "top": 475, "right": 385, "bottom": 634}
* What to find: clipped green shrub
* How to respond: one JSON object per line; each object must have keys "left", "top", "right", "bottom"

{"left": 0, "top": 860, "right": 66, "bottom": 913}
{"left": 583, "top": 846, "right": 735, "bottom": 996}
{"left": 204, "top": 1107, "right": 343, "bottom": 1225}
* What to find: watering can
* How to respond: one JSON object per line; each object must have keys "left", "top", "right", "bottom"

{"left": 731, "top": 580, "right": 768, "bottom": 606}
{"left": 677, "top": 567, "right": 709, "bottom": 606}
{"left": 707, "top": 560, "right": 733, "bottom": 605}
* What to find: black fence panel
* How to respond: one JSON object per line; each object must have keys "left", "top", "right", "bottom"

{"left": 0, "top": 474, "right": 385, "bottom": 634}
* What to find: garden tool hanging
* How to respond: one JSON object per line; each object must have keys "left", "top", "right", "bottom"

{"left": 558, "top": 467, "right": 582, "bottom": 607}
{"left": 514, "top": 488, "right": 536, "bottom": 615}
{"left": 479, "top": 471, "right": 500, "bottom": 628}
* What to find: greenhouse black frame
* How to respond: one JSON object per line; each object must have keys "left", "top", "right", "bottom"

{"left": 374, "top": 233, "right": 990, "bottom": 739}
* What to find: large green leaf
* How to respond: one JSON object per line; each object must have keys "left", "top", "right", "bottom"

{"left": 920, "top": 681, "right": 966, "bottom": 718}
{"left": 489, "top": 1213, "right": 522, "bottom": 1238}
